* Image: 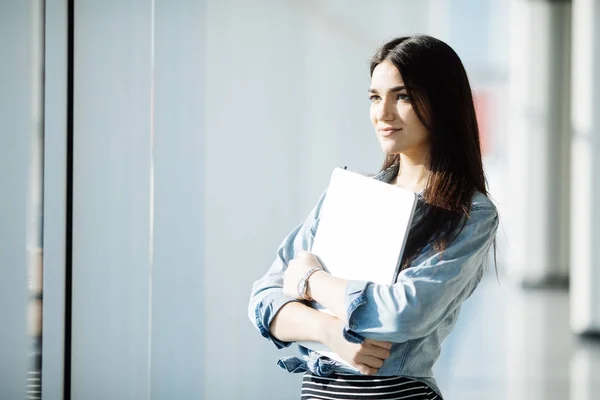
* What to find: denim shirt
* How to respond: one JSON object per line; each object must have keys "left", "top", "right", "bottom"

{"left": 247, "top": 164, "right": 499, "bottom": 397}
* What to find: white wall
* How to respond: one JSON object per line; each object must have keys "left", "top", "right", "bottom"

{"left": 504, "top": 0, "right": 571, "bottom": 286}
{"left": 0, "top": 1, "right": 43, "bottom": 398}
{"left": 570, "top": 0, "right": 600, "bottom": 335}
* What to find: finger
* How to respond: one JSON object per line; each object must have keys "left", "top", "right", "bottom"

{"left": 362, "top": 344, "right": 391, "bottom": 360}
{"left": 356, "top": 354, "right": 384, "bottom": 369}
{"left": 298, "top": 251, "right": 322, "bottom": 267}
{"left": 364, "top": 339, "right": 393, "bottom": 350}
{"left": 355, "top": 364, "right": 378, "bottom": 376}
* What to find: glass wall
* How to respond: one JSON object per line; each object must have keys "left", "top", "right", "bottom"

{"left": 0, "top": 1, "right": 45, "bottom": 399}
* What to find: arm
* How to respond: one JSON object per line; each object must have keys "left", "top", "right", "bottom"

{"left": 343, "top": 206, "right": 498, "bottom": 342}
{"left": 269, "top": 301, "right": 335, "bottom": 344}
{"left": 270, "top": 302, "right": 392, "bottom": 375}
{"left": 247, "top": 190, "right": 328, "bottom": 349}
{"left": 306, "top": 271, "right": 348, "bottom": 320}
{"left": 287, "top": 205, "right": 499, "bottom": 343}
{"left": 248, "top": 189, "right": 393, "bottom": 374}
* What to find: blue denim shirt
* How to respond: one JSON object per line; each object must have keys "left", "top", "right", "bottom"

{"left": 248, "top": 164, "right": 499, "bottom": 397}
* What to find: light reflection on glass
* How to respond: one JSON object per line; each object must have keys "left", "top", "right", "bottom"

{"left": 26, "top": 1, "right": 44, "bottom": 398}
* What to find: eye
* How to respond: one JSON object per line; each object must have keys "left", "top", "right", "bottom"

{"left": 397, "top": 93, "right": 410, "bottom": 101}
{"left": 369, "top": 95, "right": 381, "bottom": 102}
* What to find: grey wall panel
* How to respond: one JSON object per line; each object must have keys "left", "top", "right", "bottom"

{"left": 42, "top": 0, "right": 68, "bottom": 398}
{"left": 504, "top": 0, "right": 572, "bottom": 286}
{"left": 150, "top": 0, "right": 206, "bottom": 398}
{"left": 203, "top": 1, "right": 307, "bottom": 397}
{"left": 570, "top": 0, "right": 600, "bottom": 334}
{"left": 0, "top": 1, "right": 43, "bottom": 398}
{"left": 71, "top": 1, "right": 153, "bottom": 398}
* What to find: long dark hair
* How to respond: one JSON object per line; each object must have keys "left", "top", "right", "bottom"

{"left": 370, "top": 35, "right": 489, "bottom": 270}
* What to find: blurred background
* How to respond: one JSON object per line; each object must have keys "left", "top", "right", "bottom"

{"left": 1, "top": 0, "right": 599, "bottom": 399}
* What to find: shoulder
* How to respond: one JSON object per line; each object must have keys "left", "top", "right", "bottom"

{"left": 464, "top": 191, "right": 499, "bottom": 234}
{"left": 470, "top": 190, "right": 497, "bottom": 213}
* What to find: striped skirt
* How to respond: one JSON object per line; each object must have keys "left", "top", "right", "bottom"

{"left": 301, "top": 373, "right": 441, "bottom": 400}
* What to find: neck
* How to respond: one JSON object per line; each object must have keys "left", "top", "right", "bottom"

{"left": 393, "top": 151, "right": 431, "bottom": 193}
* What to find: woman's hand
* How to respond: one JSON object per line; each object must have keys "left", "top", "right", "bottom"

{"left": 283, "top": 251, "right": 323, "bottom": 299}
{"left": 321, "top": 318, "right": 392, "bottom": 375}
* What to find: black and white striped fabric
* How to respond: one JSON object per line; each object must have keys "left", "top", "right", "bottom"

{"left": 301, "top": 373, "right": 441, "bottom": 400}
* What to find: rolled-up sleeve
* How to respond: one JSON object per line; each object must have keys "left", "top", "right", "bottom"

{"left": 248, "top": 190, "right": 327, "bottom": 349}
{"left": 344, "top": 205, "right": 499, "bottom": 343}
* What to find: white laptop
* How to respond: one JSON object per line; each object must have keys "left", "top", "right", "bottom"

{"left": 297, "top": 167, "right": 418, "bottom": 369}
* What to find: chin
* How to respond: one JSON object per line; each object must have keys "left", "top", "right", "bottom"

{"left": 380, "top": 144, "right": 404, "bottom": 155}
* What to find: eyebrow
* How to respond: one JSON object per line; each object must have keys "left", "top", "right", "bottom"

{"left": 368, "top": 85, "right": 406, "bottom": 94}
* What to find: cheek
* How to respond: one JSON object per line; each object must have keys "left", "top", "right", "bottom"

{"left": 400, "top": 107, "right": 427, "bottom": 134}
{"left": 369, "top": 105, "right": 377, "bottom": 126}
{"left": 396, "top": 103, "right": 412, "bottom": 119}
{"left": 414, "top": 123, "right": 430, "bottom": 144}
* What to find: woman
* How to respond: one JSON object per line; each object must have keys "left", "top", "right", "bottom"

{"left": 248, "top": 35, "right": 499, "bottom": 400}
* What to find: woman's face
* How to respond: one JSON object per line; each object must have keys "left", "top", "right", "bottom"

{"left": 369, "top": 60, "right": 430, "bottom": 157}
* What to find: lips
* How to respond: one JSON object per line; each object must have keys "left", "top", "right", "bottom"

{"left": 378, "top": 128, "right": 401, "bottom": 137}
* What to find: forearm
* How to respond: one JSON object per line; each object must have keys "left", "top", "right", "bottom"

{"left": 308, "top": 271, "right": 349, "bottom": 320}
{"left": 269, "top": 301, "right": 337, "bottom": 344}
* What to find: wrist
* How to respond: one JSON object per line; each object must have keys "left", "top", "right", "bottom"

{"left": 306, "top": 270, "right": 327, "bottom": 301}
{"left": 297, "top": 267, "right": 322, "bottom": 300}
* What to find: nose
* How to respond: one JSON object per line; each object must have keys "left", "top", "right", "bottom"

{"left": 375, "top": 98, "right": 396, "bottom": 121}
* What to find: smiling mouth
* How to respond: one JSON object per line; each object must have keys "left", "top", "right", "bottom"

{"left": 379, "top": 128, "right": 401, "bottom": 137}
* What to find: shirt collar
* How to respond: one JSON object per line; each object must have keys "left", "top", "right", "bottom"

{"left": 373, "top": 163, "right": 425, "bottom": 199}
{"left": 373, "top": 163, "right": 399, "bottom": 183}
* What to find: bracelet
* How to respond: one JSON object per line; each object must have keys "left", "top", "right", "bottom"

{"left": 297, "top": 267, "right": 322, "bottom": 301}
